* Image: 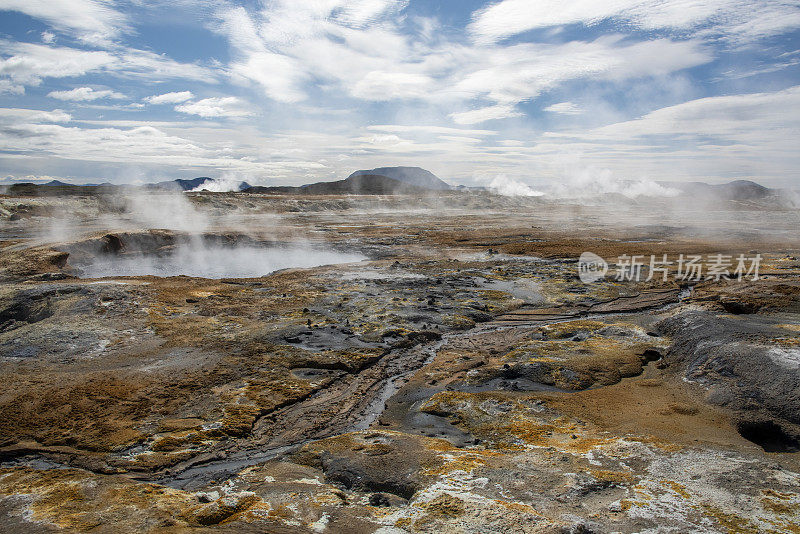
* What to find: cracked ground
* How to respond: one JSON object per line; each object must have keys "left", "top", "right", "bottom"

{"left": 1, "top": 191, "right": 800, "bottom": 533}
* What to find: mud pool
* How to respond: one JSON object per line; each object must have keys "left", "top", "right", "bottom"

{"left": 72, "top": 243, "right": 367, "bottom": 278}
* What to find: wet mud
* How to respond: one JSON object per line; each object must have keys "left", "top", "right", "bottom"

{"left": 1, "top": 192, "right": 800, "bottom": 533}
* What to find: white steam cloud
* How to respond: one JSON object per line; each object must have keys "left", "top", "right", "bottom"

{"left": 489, "top": 175, "right": 545, "bottom": 197}
{"left": 547, "top": 167, "right": 680, "bottom": 199}
{"left": 188, "top": 173, "right": 248, "bottom": 192}
{"left": 50, "top": 188, "right": 367, "bottom": 279}
{"left": 124, "top": 189, "right": 210, "bottom": 232}
{"left": 78, "top": 242, "right": 365, "bottom": 279}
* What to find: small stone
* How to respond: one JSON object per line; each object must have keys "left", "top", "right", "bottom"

{"left": 369, "top": 493, "right": 391, "bottom": 507}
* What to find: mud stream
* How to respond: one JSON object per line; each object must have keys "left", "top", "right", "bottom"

{"left": 149, "top": 290, "right": 685, "bottom": 490}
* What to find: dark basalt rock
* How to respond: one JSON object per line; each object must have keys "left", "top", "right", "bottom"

{"left": 658, "top": 310, "right": 800, "bottom": 425}
{"left": 0, "top": 289, "right": 55, "bottom": 333}
{"left": 720, "top": 298, "right": 761, "bottom": 314}
{"left": 736, "top": 419, "right": 800, "bottom": 452}
{"left": 292, "top": 432, "right": 445, "bottom": 500}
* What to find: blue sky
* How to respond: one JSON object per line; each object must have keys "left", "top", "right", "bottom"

{"left": 0, "top": 0, "right": 799, "bottom": 188}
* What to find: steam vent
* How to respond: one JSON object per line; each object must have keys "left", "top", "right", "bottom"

{"left": 2, "top": 1, "right": 800, "bottom": 533}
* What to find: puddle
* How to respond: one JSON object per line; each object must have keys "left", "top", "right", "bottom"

{"left": 480, "top": 278, "right": 544, "bottom": 303}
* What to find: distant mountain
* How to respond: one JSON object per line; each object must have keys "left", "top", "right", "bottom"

{"left": 41, "top": 180, "right": 117, "bottom": 187}
{"left": 3, "top": 181, "right": 118, "bottom": 196}
{"left": 245, "top": 174, "right": 432, "bottom": 195}
{"left": 348, "top": 166, "right": 451, "bottom": 190}
{"left": 661, "top": 180, "right": 771, "bottom": 201}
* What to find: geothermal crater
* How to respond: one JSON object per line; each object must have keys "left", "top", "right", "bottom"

{"left": 62, "top": 231, "right": 367, "bottom": 278}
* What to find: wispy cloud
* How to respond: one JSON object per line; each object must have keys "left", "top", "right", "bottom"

{"left": 544, "top": 102, "right": 583, "bottom": 115}
{"left": 174, "top": 96, "right": 252, "bottom": 118}
{"left": 0, "top": 42, "right": 219, "bottom": 94}
{"left": 0, "top": 1, "right": 798, "bottom": 186}
{"left": 0, "top": 0, "right": 130, "bottom": 45}
{"left": 212, "top": 3, "right": 713, "bottom": 125}
{"left": 450, "top": 105, "right": 522, "bottom": 125}
{"left": 583, "top": 85, "right": 800, "bottom": 146}
{"left": 0, "top": 42, "right": 115, "bottom": 88}
{"left": 145, "top": 91, "right": 194, "bottom": 105}
{"left": 48, "top": 87, "right": 125, "bottom": 101}
{"left": 468, "top": 0, "right": 800, "bottom": 45}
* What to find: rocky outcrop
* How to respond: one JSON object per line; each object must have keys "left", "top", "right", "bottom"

{"left": 658, "top": 309, "right": 800, "bottom": 448}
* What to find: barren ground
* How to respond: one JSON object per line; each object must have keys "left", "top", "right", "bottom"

{"left": 1, "top": 190, "right": 799, "bottom": 533}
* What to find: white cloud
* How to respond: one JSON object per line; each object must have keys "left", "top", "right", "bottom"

{"left": 532, "top": 86, "right": 800, "bottom": 182}
{"left": 0, "top": 107, "right": 71, "bottom": 123}
{"left": 468, "top": 0, "right": 800, "bottom": 45}
{"left": 583, "top": 85, "right": 800, "bottom": 143}
{"left": 145, "top": 91, "right": 194, "bottom": 105}
{"left": 0, "top": 42, "right": 219, "bottom": 92}
{"left": 48, "top": 86, "right": 125, "bottom": 101}
{"left": 175, "top": 96, "right": 252, "bottom": 118}
{"left": 0, "top": 111, "right": 336, "bottom": 182}
{"left": 351, "top": 71, "right": 435, "bottom": 100}
{"left": 450, "top": 104, "right": 523, "bottom": 125}
{"left": 212, "top": 3, "right": 712, "bottom": 126}
{"left": 334, "top": 0, "right": 409, "bottom": 27}
{"left": 2, "top": 88, "right": 797, "bottom": 187}
{"left": 367, "top": 124, "right": 498, "bottom": 136}
{"left": 213, "top": 1, "right": 439, "bottom": 103}
{"left": 228, "top": 50, "right": 307, "bottom": 103}
{"left": 214, "top": 6, "right": 307, "bottom": 103}
{"left": 0, "top": 0, "right": 130, "bottom": 45}
{"left": 115, "top": 49, "right": 218, "bottom": 83}
{"left": 452, "top": 37, "right": 711, "bottom": 109}
{"left": 1, "top": 1, "right": 796, "bottom": 187}
{"left": 544, "top": 102, "right": 583, "bottom": 115}
{"left": 0, "top": 43, "right": 115, "bottom": 86}
{"left": 41, "top": 31, "right": 55, "bottom": 44}
{"left": 0, "top": 79, "right": 24, "bottom": 95}
{"left": 443, "top": 36, "right": 710, "bottom": 124}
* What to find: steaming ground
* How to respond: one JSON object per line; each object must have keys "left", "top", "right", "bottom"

{"left": 72, "top": 242, "right": 366, "bottom": 279}
{"left": 1, "top": 190, "right": 800, "bottom": 533}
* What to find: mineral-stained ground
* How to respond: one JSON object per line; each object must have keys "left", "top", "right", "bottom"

{"left": 1, "top": 190, "right": 799, "bottom": 533}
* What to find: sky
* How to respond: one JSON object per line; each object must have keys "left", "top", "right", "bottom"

{"left": 0, "top": 0, "right": 799, "bottom": 188}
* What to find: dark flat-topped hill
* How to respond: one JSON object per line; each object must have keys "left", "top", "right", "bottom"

{"left": 245, "top": 174, "right": 431, "bottom": 195}
{"left": 348, "top": 166, "right": 451, "bottom": 190}
{"left": 658, "top": 179, "right": 772, "bottom": 201}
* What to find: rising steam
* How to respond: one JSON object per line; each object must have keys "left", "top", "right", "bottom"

{"left": 489, "top": 175, "right": 545, "bottom": 197}
{"left": 76, "top": 241, "right": 365, "bottom": 279}
{"left": 485, "top": 167, "right": 679, "bottom": 199}
{"left": 547, "top": 167, "right": 680, "bottom": 199}
{"left": 56, "top": 188, "right": 366, "bottom": 279}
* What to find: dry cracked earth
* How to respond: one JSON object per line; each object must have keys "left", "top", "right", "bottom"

{"left": 1, "top": 190, "right": 800, "bottom": 533}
